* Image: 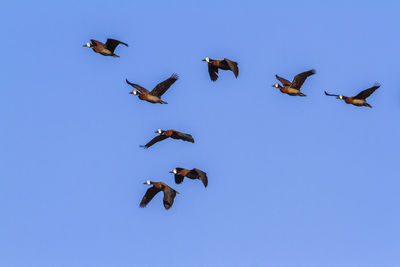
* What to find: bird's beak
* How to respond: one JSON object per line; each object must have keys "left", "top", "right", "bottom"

{"left": 129, "top": 91, "right": 133, "bottom": 94}
{"left": 154, "top": 131, "right": 159, "bottom": 133}
{"left": 202, "top": 59, "right": 206, "bottom": 62}
{"left": 143, "top": 182, "right": 148, "bottom": 184}
{"left": 169, "top": 171, "right": 173, "bottom": 173}
{"left": 82, "top": 44, "right": 87, "bottom": 47}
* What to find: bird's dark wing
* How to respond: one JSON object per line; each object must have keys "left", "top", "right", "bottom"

{"left": 174, "top": 131, "right": 195, "bottom": 143}
{"left": 275, "top": 75, "right": 291, "bottom": 86}
{"left": 150, "top": 73, "right": 179, "bottom": 97}
{"left": 354, "top": 83, "right": 380, "bottom": 99}
{"left": 126, "top": 79, "right": 149, "bottom": 93}
{"left": 139, "top": 186, "right": 161, "bottom": 208}
{"left": 291, "top": 69, "right": 316, "bottom": 89}
{"left": 174, "top": 174, "right": 185, "bottom": 184}
{"left": 90, "top": 39, "right": 103, "bottom": 46}
{"left": 224, "top": 58, "right": 239, "bottom": 78}
{"left": 141, "top": 135, "right": 168, "bottom": 148}
{"left": 324, "top": 91, "right": 340, "bottom": 97}
{"left": 208, "top": 64, "right": 219, "bottom": 81}
{"left": 162, "top": 186, "right": 177, "bottom": 210}
{"left": 191, "top": 168, "right": 208, "bottom": 187}
{"left": 105, "top": 38, "right": 128, "bottom": 52}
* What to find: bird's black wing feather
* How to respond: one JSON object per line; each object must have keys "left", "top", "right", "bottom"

{"left": 191, "top": 168, "right": 208, "bottom": 187}
{"left": 126, "top": 79, "right": 149, "bottom": 93}
{"left": 208, "top": 64, "right": 219, "bottom": 81}
{"left": 174, "top": 131, "right": 195, "bottom": 143}
{"left": 105, "top": 38, "right": 128, "bottom": 52}
{"left": 224, "top": 58, "right": 239, "bottom": 78}
{"left": 324, "top": 91, "right": 340, "bottom": 97}
{"left": 291, "top": 69, "right": 316, "bottom": 89}
{"left": 150, "top": 73, "right": 178, "bottom": 97}
{"left": 275, "top": 75, "right": 291, "bottom": 86}
{"left": 354, "top": 83, "right": 380, "bottom": 99}
{"left": 140, "top": 187, "right": 161, "bottom": 208}
{"left": 174, "top": 174, "right": 185, "bottom": 184}
{"left": 141, "top": 135, "right": 168, "bottom": 148}
{"left": 163, "top": 187, "right": 177, "bottom": 210}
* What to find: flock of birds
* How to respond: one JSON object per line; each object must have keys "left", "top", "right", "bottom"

{"left": 83, "top": 37, "right": 380, "bottom": 210}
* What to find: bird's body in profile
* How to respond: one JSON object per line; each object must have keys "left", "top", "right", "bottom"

{"left": 273, "top": 69, "right": 316, "bottom": 96}
{"left": 324, "top": 83, "right": 380, "bottom": 108}
{"left": 203, "top": 57, "right": 239, "bottom": 81}
{"left": 127, "top": 73, "right": 178, "bottom": 104}
{"left": 170, "top": 168, "right": 208, "bottom": 187}
{"left": 83, "top": 38, "right": 128, "bottom": 57}
{"left": 140, "top": 180, "right": 178, "bottom": 210}
{"left": 141, "top": 129, "right": 194, "bottom": 148}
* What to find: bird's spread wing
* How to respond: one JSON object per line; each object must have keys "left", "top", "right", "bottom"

{"left": 163, "top": 187, "right": 177, "bottom": 210}
{"left": 192, "top": 169, "right": 208, "bottom": 187}
{"left": 105, "top": 39, "right": 128, "bottom": 52}
{"left": 291, "top": 69, "right": 316, "bottom": 89}
{"left": 140, "top": 187, "right": 161, "bottom": 208}
{"left": 208, "top": 64, "right": 219, "bottom": 81}
{"left": 174, "top": 174, "right": 185, "bottom": 184}
{"left": 150, "top": 73, "right": 178, "bottom": 97}
{"left": 224, "top": 58, "right": 239, "bottom": 78}
{"left": 324, "top": 91, "right": 340, "bottom": 97}
{"left": 126, "top": 79, "right": 149, "bottom": 93}
{"left": 141, "top": 135, "right": 168, "bottom": 148}
{"left": 275, "top": 75, "right": 291, "bottom": 86}
{"left": 174, "top": 131, "right": 194, "bottom": 143}
{"left": 90, "top": 39, "right": 103, "bottom": 46}
{"left": 354, "top": 83, "right": 380, "bottom": 99}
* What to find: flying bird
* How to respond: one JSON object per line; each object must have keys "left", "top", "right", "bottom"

{"left": 202, "top": 57, "right": 238, "bottom": 81}
{"left": 272, "top": 69, "right": 316, "bottom": 96}
{"left": 83, "top": 38, "right": 128, "bottom": 57}
{"left": 140, "top": 180, "right": 178, "bottom": 210}
{"left": 324, "top": 83, "right": 380, "bottom": 108}
{"left": 141, "top": 129, "right": 194, "bottom": 148}
{"left": 127, "top": 73, "right": 178, "bottom": 104}
{"left": 170, "top": 168, "right": 208, "bottom": 187}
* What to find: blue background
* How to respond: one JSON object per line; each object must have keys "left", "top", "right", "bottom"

{"left": 1, "top": 1, "right": 399, "bottom": 266}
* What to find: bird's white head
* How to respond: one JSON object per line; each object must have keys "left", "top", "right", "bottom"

{"left": 173, "top": 169, "right": 177, "bottom": 174}
{"left": 203, "top": 57, "right": 210, "bottom": 63}
{"left": 83, "top": 42, "right": 91, "bottom": 48}
{"left": 145, "top": 180, "right": 151, "bottom": 185}
{"left": 132, "top": 90, "right": 138, "bottom": 95}
{"left": 338, "top": 95, "right": 344, "bottom": 99}
{"left": 157, "top": 129, "right": 162, "bottom": 134}
{"left": 273, "top": 83, "right": 279, "bottom": 88}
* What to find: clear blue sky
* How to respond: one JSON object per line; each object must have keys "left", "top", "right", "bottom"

{"left": 1, "top": 0, "right": 400, "bottom": 266}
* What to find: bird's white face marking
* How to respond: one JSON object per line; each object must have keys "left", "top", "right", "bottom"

{"left": 273, "top": 83, "right": 279, "bottom": 88}
{"left": 173, "top": 169, "right": 177, "bottom": 174}
{"left": 85, "top": 42, "right": 91, "bottom": 47}
{"left": 205, "top": 57, "right": 210, "bottom": 63}
{"left": 132, "top": 90, "right": 138, "bottom": 95}
{"left": 339, "top": 95, "right": 343, "bottom": 99}
{"left": 146, "top": 180, "right": 151, "bottom": 185}
{"left": 157, "top": 129, "right": 162, "bottom": 134}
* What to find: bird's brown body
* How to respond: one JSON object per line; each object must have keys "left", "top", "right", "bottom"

{"left": 140, "top": 181, "right": 178, "bottom": 210}
{"left": 170, "top": 168, "right": 208, "bottom": 187}
{"left": 203, "top": 57, "right": 239, "bottom": 81}
{"left": 273, "top": 69, "right": 316, "bottom": 96}
{"left": 83, "top": 39, "right": 128, "bottom": 57}
{"left": 324, "top": 83, "right": 380, "bottom": 108}
{"left": 141, "top": 129, "right": 195, "bottom": 148}
{"left": 127, "top": 73, "right": 178, "bottom": 104}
